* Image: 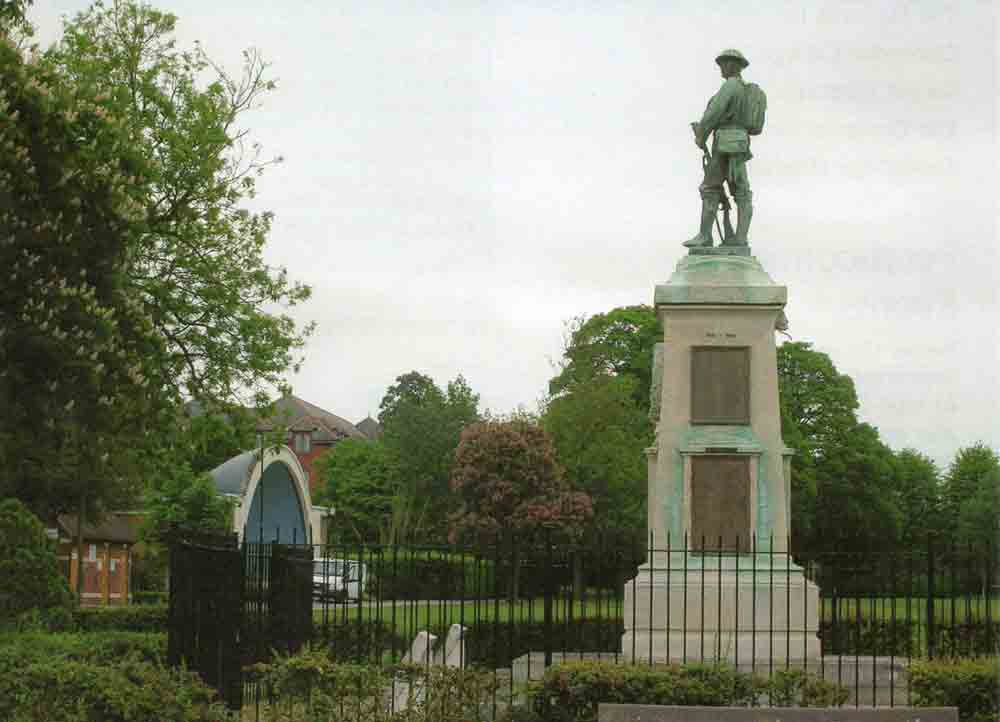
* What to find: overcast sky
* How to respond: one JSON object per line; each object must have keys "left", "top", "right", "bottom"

{"left": 32, "top": 1, "right": 997, "bottom": 470}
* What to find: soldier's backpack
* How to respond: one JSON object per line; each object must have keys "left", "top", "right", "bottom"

{"left": 742, "top": 81, "right": 767, "bottom": 136}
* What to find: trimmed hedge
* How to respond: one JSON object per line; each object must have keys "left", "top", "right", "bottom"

{"left": 132, "top": 590, "right": 168, "bottom": 605}
{"left": 369, "top": 551, "right": 497, "bottom": 600}
{"left": 505, "top": 661, "right": 849, "bottom": 722}
{"left": 821, "top": 620, "right": 1000, "bottom": 657}
{"left": 0, "top": 656, "right": 227, "bottom": 722}
{"left": 0, "top": 630, "right": 167, "bottom": 668}
{"left": 74, "top": 603, "right": 167, "bottom": 632}
{"left": 910, "top": 658, "right": 1000, "bottom": 722}
{"left": 465, "top": 618, "right": 623, "bottom": 668}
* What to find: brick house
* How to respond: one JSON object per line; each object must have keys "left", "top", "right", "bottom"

{"left": 55, "top": 513, "right": 136, "bottom": 607}
{"left": 256, "top": 395, "right": 378, "bottom": 495}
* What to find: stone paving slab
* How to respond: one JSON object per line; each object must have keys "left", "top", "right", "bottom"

{"left": 598, "top": 704, "right": 957, "bottom": 722}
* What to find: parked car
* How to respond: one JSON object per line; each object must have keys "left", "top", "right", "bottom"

{"left": 312, "top": 558, "right": 366, "bottom": 601}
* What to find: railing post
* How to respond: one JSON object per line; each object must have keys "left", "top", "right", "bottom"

{"left": 987, "top": 541, "right": 996, "bottom": 656}
{"left": 926, "top": 534, "right": 936, "bottom": 659}
{"left": 543, "top": 528, "right": 554, "bottom": 669}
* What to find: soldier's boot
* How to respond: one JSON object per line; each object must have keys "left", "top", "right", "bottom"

{"left": 683, "top": 199, "right": 717, "bottom": 248}
{"left": 734, "top": 199, "right": 753, "bottom": 245}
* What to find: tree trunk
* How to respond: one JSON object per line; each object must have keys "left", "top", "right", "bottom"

{"left": 572, "top": 552, "right": 583, "bottom": 603}
{"left": 76, "top": 490, "right": 86, "bottom": 603}
{"left": 510, "top": 543, "right": 520, "bottom": 601}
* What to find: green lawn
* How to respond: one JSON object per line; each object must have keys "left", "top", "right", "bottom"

{"left": 821, "top": 596, "right": 1000, "bottom": 624}
{"left": 313, "top": 595, "right": 625, "bottom": 638}
{"left": 309, "top": 594, "right": 1000, "bottom": 639}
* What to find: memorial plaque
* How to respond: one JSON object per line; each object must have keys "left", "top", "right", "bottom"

{"left": 691, "top": 347, "right": 749, "bottom": 424}
{"left": 690, "top": 455, "right": 750, "bottom": 552}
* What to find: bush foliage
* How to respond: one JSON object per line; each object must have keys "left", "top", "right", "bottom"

{"left": 0, "top": 630, "right": 166, "bottom": 669}
{"left": 0, "top": 499, "right": 73, "bottom": 624}
{"left": 0, "top": 658, "right": 226, "bottom": 722}
{"left": 509, "top": 661, "right": 848, "bottom": 722}
{"left": 73, "top": 603, "right": 168, "bottom": 633}
{"left": 251, "top": 645, "right": 499, "bottom": 722}
{"left": 910, "top": 658, "right": 1000, "bottom": 722}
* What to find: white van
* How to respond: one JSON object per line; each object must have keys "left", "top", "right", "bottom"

{"left": 312, "top": 558, "right": 366, "bottom": 601}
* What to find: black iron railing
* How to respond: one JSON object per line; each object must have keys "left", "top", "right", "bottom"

{"left": 167, "top": 532, "right": 998, "bottom": 718}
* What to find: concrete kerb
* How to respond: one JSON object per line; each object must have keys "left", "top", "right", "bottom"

{"left": 598, "top": 704, "right": 957, "bottom": 722}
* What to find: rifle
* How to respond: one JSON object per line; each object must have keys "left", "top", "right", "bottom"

{"left": 719, "top": 185, "right": 735, "bottom": 243}
{"left": 692, "top": 122, "right": 735, "bottom": 244}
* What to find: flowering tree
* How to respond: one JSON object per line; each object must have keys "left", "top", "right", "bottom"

{"left": 0, "top": 28, "right": 167, "bottom": 517}
{"left": 1, "top": 1, "right": 313, "bottom": 522}
{"left": 449, "top": 420, "right": 592, "bottom": 596}
{"left": 449, "top": 420, "right": 593, "bottom": 543}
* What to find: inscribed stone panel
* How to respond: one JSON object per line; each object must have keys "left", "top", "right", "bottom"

{"left": 690, "top": 347, "right": 749, "bottom": 424}
{"left": 690, "top": 455, "right": 750, "bottom": 552}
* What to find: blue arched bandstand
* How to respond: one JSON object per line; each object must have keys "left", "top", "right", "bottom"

{"left": 209, "top": 445, "right": 317, "bottom": 544}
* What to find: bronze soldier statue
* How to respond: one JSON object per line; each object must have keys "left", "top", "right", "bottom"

{"left": 684, "top": 49, "right": 759, "bottom": 249}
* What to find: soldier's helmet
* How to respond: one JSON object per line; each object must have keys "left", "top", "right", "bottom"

{"left": 715, "top": 49, "right": 749, "bottom": 69}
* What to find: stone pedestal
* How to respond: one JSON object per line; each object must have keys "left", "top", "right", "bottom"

{"left": 622, "top": 566, "right": 820, "bottom": 663}
{"left": 623, "top": 252, "right": 821, "bottom": 663}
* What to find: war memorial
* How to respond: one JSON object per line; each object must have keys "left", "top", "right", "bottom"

{"left": 620, "top": 48, "right": 820, "bottom": 664}
{"left": 603, "top": 49, "right": 958, "bottom": 720}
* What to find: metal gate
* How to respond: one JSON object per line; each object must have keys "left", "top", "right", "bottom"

{"left": 166, "top": 528, "right": 243, "bottom": 710}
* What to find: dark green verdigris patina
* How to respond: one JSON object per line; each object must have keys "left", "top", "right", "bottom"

{"left": 684, "top": 49, "right": 765, "bottom": 252}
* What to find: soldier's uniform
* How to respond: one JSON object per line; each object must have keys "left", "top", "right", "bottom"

{"left": 685, "top": 49, "right": 754, "bottom": 248}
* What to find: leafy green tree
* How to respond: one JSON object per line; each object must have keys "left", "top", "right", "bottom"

{"left": 776, "top": 343, "right": 910, "bottom": 554}
{"left": 944, "top": 443, "right": 999, "bottom": 551}
{"left": 777, "top": 342, "right": 863, "bottom": 551}
{"left": 179, "top": 406, "right": 256, "bottom": 474}
{"left": 141, "top": 459, "right": 234, "bottom": 544}
{"left": 777, "top": 342, "right": 861, "bottom": 462}
{"left": 956, "top": 470, "right": 999, "bottom": 546}
{"left": 891, "top": 448, "right": 942, "bottom": 548}
{"left": 314, "top": 438, "right": 398, "bottom": 544}
{"left": 812, "top": 422, "right": 901, "bottom": 553}
{"left": 542, "top": 375, "right": 650, "bottom": 541}
{"left": 378, "top": 371, "right": 480, "bottom": 539}
{"left": 544, "top": 306, "right": 658, "bottom": 542}
{"left": 549, "top": 305, "right": 661, "bottom": 411}
{"left": 379, "top": 371, "right": 445, "bottom": 424}
{"left": 42, "top": 0, "right": 312, "bottom": 409}
{"left": 0, "top": 499, "right": 73, "bottom": 623}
